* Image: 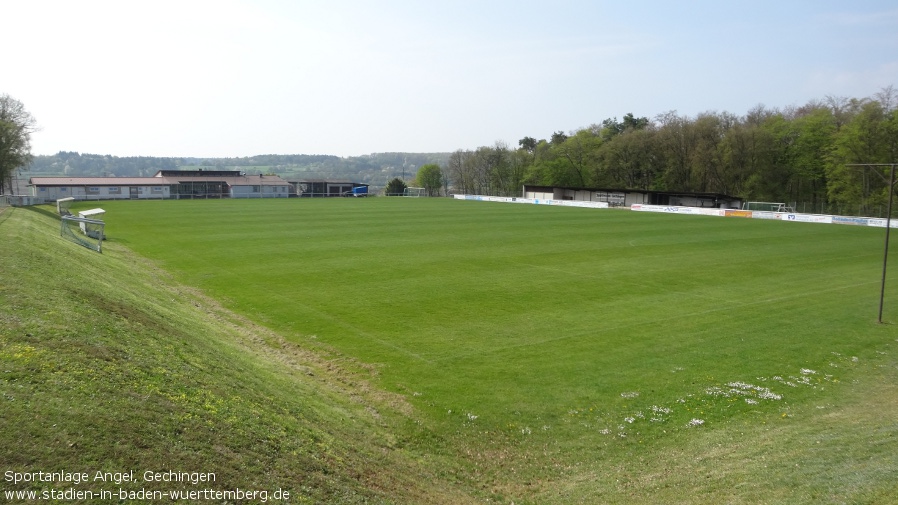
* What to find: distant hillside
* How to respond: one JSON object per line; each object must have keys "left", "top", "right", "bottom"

{"left": 26, "top": 152, "right": 452, "bottom": 190}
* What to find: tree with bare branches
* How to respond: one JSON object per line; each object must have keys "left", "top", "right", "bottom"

{"left": 0, "top": 94, "right": 37, "bottom": 195}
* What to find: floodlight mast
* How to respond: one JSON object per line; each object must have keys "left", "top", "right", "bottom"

{"left": 848, "top": 163, "right": 898, "bottom": 323}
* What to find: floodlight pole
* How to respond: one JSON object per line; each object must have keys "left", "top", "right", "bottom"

{"left": 879, "top": 165, "right": 895, "bottom": 323}
{"left": 848, "top": 163, "right": 898, "bottom": 323}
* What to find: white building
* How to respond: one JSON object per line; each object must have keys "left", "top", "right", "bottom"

{"left": 29, "top": 170, "right": 292, "bottom": 200}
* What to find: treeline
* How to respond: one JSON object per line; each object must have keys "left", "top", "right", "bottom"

{"left": 29, "top": 152, "right": 180, "bottom": 177}
{"left": 445, "top": 87, "right": 898, "bottom": 215}
{"left": 22, "top": 86, "right": 898, "bottom": 213}
{"left": 26, "top": 152, "right": 451, "bottom": 188}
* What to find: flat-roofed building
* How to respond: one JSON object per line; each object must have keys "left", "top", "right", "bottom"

{"left": 29, "top": 171, "right": 292, "bottom": 200}
{"left": 522, "top": 185, "right": 742, "bottom": 209}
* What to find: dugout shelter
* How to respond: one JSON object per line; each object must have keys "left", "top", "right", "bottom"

{"left": 523, "top": 185, "right": 742, "bottom": 209}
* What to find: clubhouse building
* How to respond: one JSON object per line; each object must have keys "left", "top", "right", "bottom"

{"left": 29, "top": 170, "right": 292, "bottom": 200}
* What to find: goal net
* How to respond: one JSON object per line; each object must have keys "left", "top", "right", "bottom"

{"left": 56, "top": 197, "right": 75, "bottom": 216}
{"left": 403, "top": 187, "right": 425, "bottom": 197}
{"left": 742, "top": 201, "right": 795, "bottom": 213}
{"left": 60, "top": 216, "right": 105, "bottom": 253}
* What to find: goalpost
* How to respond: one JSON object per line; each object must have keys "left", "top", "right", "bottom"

{"left": 742, "top": 201, "right": 795, "bottom": 213}
{"left": 56, "top": 197, "right": 75, "bottom": 216}
{"left": 403, "top": 187, "right": 425, "bottom": 197}
{"left": 60, "top": 216, "right": 105, "bottom": 253}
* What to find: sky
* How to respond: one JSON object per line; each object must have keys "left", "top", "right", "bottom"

{"left": 3, "top": 0, "right": 898, "bottom": 158}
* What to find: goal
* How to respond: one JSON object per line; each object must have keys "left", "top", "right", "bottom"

{"left": 742, "top": 201, "right": 795, "bottom": 213}
{"left": 60, "top": 216, "right": 105, "bottom": 253}
{"left": 56, "top": 197, "right": 75, "bottom": 216}
{"left": 403, "top": 187, "right": 426, "bottom": 197}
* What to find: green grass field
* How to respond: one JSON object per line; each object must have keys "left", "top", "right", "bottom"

{"left": 4, "top": 198, "right": 898, "bottom": 503}
{"left": 99, "top": 198, "right": 890, "bottom": 425}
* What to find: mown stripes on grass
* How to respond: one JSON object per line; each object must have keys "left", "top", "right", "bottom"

{"left": 96, "top": 198, "right": 895, "bottom": 433}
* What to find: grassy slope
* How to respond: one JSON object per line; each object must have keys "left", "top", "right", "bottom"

{"left": 3, "top": 201, "right": 898, "bottom": 504}
{"left": 0, "top": 205, "right": 476, "bottom": 504}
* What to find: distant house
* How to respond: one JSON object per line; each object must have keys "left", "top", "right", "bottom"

{"left": 29, "top": 170, "right": 292, "bottom": 200}
{"left": 522, "top": 185, "right": 742, "bottom": 209}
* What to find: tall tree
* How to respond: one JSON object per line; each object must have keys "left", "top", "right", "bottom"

{"left": 785, "top": 104, "right": 837, "bottom": 207}
{"left": 468, "top": 148, "right": 489, "bottom": 194}
{"left": 384, "top": 177, "right": 407, "bottom": 196}
{"left": 557, "top": 129, "right": 601, "bottom": 187}
{"left": 415, "top": 164, "right": 443, "bottom": 196}
{"left": 600, "top": 113, "right": 649, "bottom": 141}
{"left": 689, "top": 112, "right": 728, "bottom": 193}
{"left": 518, "top": 136, "right": 537, "bottom": 152}
{"left": 0, "top": 94, "right": 37, "bottom": 195}
{"left": 447, "top": 150, "right": 474, "bottom": 194}
{"left": 721, "top": 112, "right": 769, "bottom": 199}
{"left": 655, "top": 111, "right": 696, "bottom": 191}
{"left": 826, "top": 99, "right": 897, "bottom": 213}
{"left": 486, "top": 141, "right": 518, "bottom": 196}
{"left": 550, "top": 131, "right": 569, "bottom": 145}
{"left": 599, "top": 127, "right": 658, "bottom": 189}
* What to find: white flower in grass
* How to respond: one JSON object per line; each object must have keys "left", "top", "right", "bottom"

{"left": 624, "top": 417, "right": 635, "bottom": 424}
{"left": 745, "top": 398, "right": 758, "bottom": 405}
{"left": 757, "top": 390, "right": 782, "bottom": 400}
{"left": 705, "top": 386, "right": 725, "bottom": 396}
{"left": 466, "top": 412, "right": 478, "bottom": 421}
{"left": 687, "top": 418, "right": 705, "bottom": 427}
{"left": 794, "top": 375, "right": 812, "bottom": 385}
{"left": 800, "top": 368, "right": 816, "bottom": 375}
{"left": 620, "top": 391, "right": 639, "bottom": 399}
